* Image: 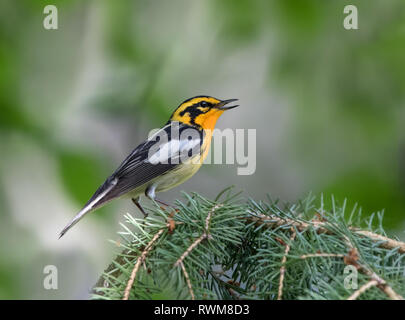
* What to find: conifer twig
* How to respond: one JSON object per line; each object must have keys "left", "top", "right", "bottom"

{"left": 174, "top": 204, "right": 222, "bottom": 267}
{"left": 277, "top": 228, "right": 296, "bottom": 300}
{"left": 173, "top": 204, "right": 222, "bottom": 299}
{"left": 353, "top": 230, "right": 405, "bottom": 253}
{"left": 343, "top": 240, "right": 404, "bottom": 300}
{"left": 300, "top": 253, "right": 344, "bottom": 259}
{"left": 174, "top": 234, "right": 207, "bottom": 267}
{"left": 251, "top": 210, "right": 404, "bottom": 300}
{"left": 347, "top": 280, "right": 378, "bottom": 300}
{"left": 179, "top": 261, "right": 195, "bottom": 300}
{"left": 122, "top": 228, "right": 165, "bottom": 300}
{"left": 356, "top": 262, "right": 404, "bottom": 300}
{"left": 248, "top": 212, "right": 405, "bottom": 253}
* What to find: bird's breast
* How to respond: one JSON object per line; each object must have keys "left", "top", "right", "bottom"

{"left": 155, "top": 157, "right": 203, "bottom": 192}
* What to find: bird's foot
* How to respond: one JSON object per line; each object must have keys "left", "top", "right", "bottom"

{"left": 155, "top": 198, "right": 179, "bottom": 213}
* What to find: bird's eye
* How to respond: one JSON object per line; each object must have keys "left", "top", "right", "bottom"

{"left": 200, "top": 101, "right": 208, "bottom": 107}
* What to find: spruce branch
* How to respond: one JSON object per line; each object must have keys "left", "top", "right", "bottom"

{"left": 92, "top": 189, "right": 405, "bottom": 300}
{"left": 123, "top": 227, "right": 165, "bottom": 300}
{"left": 178, "top": 261, "right": 195, "bottom": 300}
{"left": 347, "top": 280, "right": 378, "bottom": 300}
{"left": 345, "top": 249, "right": 404, "bottom": 300}
{"left": 247, "top": 213, "right": 405, "bottom": 253}
{"left": 174, "top": 204, "right": 222, "bottom": 267}
{"left": 353, "top": 230, "right": 405, "bottom": 254}
{"left": 300, "top": 253, "right": 345, "bottom": 259}
{"left": 277, "top": 228, "right": 296, "bottom": 300}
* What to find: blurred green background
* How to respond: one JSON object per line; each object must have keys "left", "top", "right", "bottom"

{"left": 0, "top": 0, "right": 404, "bottom": 299}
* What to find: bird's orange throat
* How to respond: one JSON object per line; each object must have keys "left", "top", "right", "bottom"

{"left": 194, "top": 109, "right": 224, "bottom": 131}
{"left": 195, "top": 109, "right": 224, "bottom": 164}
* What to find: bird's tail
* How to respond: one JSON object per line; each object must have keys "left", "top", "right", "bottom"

{"left": 58, "top": 206, "right": 93, "bottom": 239}
{"left": 58, "top": 177, "right": 118, "bottom": 239}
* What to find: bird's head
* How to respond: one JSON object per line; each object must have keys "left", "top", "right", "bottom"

{"left": 169, "top": 96, "right": 238, "bottom": 131}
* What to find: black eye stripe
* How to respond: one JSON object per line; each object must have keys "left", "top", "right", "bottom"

{"left": 179, "top": 105, "right": 205, "bottom": 117}
{"left": 179, "top": 103, "right": 208, "bottom": 126}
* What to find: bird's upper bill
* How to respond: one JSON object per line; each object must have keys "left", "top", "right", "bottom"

{"left": 215, "top": 98, "right": 239, "bottom": 110}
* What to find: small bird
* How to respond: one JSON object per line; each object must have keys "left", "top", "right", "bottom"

{"left": 59, "top": 96, "right": 238, "bottom": 238}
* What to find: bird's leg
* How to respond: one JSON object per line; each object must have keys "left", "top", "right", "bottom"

{"left": 131, "top": 197, "right": 148, "bottom": 219}
{"left": 145, "top": 185, "right": 176, "bottom": 210}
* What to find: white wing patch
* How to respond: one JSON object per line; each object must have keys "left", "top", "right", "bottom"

{"left": 148, "top": 138, "right": 201, "bottom": 165}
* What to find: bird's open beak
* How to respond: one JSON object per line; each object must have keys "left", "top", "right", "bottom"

{"left": 216, "top": 98, "right": 239, "bottom": 110}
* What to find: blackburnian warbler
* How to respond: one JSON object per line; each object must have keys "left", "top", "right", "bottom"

{"left": 59, "top": 96, "right": 238, "bottom": 238}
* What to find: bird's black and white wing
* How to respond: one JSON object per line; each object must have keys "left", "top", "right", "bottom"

{"left": 59, "top": 122, "right": 203, "bottom": 238}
